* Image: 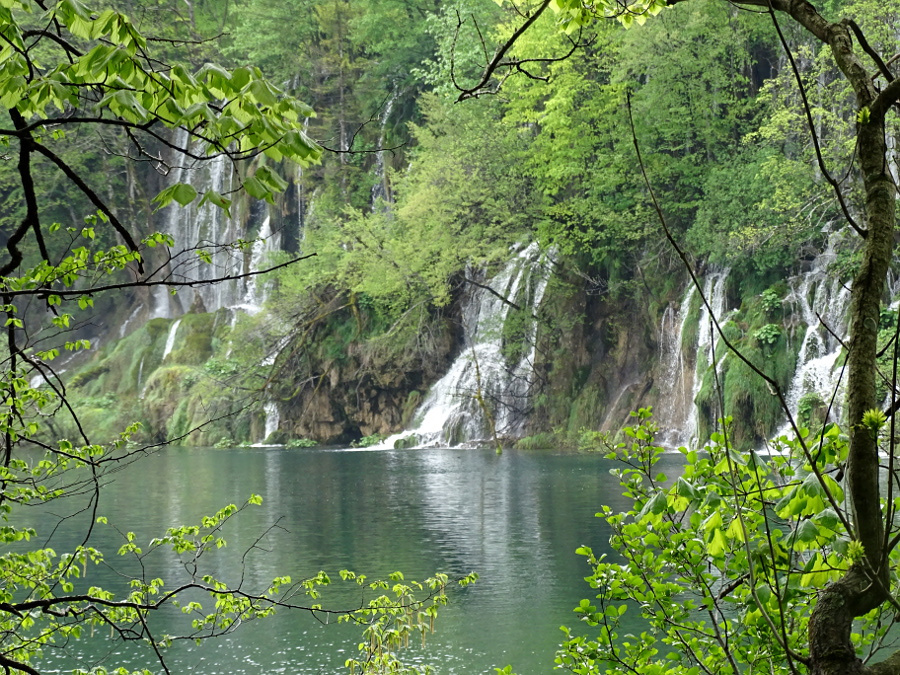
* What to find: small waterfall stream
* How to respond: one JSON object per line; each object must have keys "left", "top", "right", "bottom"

{"left": 262, "top": 401, "right": 280, "bottom": 442}
{"left": 689, "top": 269, "right": 731, "bottom": 438}
{"left": 371, "top": 91, "right": 398, "bottom": 208}
{"left": 654, "top": 270, "right": 731, "bottom": 448}
{"left": 381, "top": 244, "right": 551, "bottom": 448}
{"left": 236, "top": 216, "right": 281, "bottom": 315}
{"left": 162, "top": 319, "right": 182, "bottom": 361}
{"left": 654, "top": 283, "right": 696, "bottom": 447}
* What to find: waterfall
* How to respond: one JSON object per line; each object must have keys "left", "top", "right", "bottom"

{"left": 654, "top": 283, "right": 697, "bottom": 447}
{"left": 651, "top": 270, "right": 730, "bottom": 447}
{"left": 371, "top": 91, "right": 398, "bottom": 208}
{"left": 263, "top": 401, "right": 280, "bottom": 441}
{"left": 686, "top": 270, "right": 731, "bottom": 438}
{"left": 150, "top": 129, "right": 279, "bottom": 319}
{"left": 162, "top": 319, "right": 182, "bottom": 361}
{"left": 237, "top": 216, "right": 281, "bottom": 314}
{"left": 119, "top": 306, "right": 142, "bottom": 338}
{"left": 782, "top": 238, "right": 851, "bottom": 424}
{"left": 381, "top": 243, "right": 551, "bottom": 448}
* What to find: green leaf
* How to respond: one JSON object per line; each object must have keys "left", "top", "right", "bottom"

{"left": 707, "top": 528, "right": 727, "bottom": 557}
{"left": 242, "top": 176, "right": 271, "bottom": 202}
{"left": 171, "top": 183, "right": 197, "bottom": 207}
{"left": 796, "top": 518, "right": 820, "bottom": 544}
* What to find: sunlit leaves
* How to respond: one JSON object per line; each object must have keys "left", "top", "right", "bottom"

{"left": 4, "top": 0, "right": 322, "bottom": 213}
{"left": 558, "top": 410, "right": 874, "bottom": 674}
{"left": 153, "top": 183, "right": 198, "bottom": 210}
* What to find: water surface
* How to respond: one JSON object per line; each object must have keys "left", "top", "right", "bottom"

{"left": 29, "top": 445, "right": 682, "bottom": 674}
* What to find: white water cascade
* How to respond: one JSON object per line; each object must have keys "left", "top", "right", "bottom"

{"left": 381, "top": 244, "right": 552, "bottom": 448}
{"left": 262, "top": 401, "right": 281, "bottom": 442}
{"left": 654, "top": 270, "right": 731, "bottom": 447}
{"left": 150, "top": 129, "right": 280, "bottom": 320}
{"left": 371, "top": 91, "right": 398, "bottom": 208}
{"left": 162, "top": 318, "right": 182, "bottom": 361}
{"left": 686, "top": 270, "right": 732, "bottom": 441}
{"left": 654, "top": 283, "right": 697, "bottom": 447}
{"left": 237, "top": 216, "right": 281, "bottom": 315}
{"left": 782, "top": 239, "right": 852, "bottom": 424}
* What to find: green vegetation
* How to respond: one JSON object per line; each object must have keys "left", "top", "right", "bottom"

{"left": 49, "top": 0, "right": 889, "bottom": 451}
{"left": 0, "top": 1, "right": 469, "bottom": 673}
{"left": 555, "top": 410, "right": 858, "bottom": 674}
{"left": 5, "top": 0, "right": 900, "bottom": 673}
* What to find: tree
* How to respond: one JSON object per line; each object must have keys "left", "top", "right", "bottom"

{"left": 461, "top": 1, "right": 900, "bottom": 673}
{"left": 0, "top": 2, "right": 468, "bottom": 673}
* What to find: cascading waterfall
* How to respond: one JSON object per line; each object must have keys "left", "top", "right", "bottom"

{"left": 782, "top": 238, "right": 851, "bottom": 424}
{"left": 262, "top": 401, "right": 280, "bottom": 442}
{"left": 119, "top": 306, "right": 142, "bottom": 338}
{"left": 371, "top": 91, "right": 398, "bottom": 208}
{"left": 687, "top": 270, "right": 731, "bottom": 440}
{"left": 137, "top": 356, "right": 145, "bottom": 392}
{"left": 381, "top": 243, "right": 551, "bottom": 448}
{"left": 654, "top": 283, "right": 697, "bottom": 447}
{"left": 150, "top": 129, "right": 279, "bottom": 320}
{"left": 652, "top": 270, "right": 731, "bottom": 448}
{"left": 237, "top": 216, "right": 281, "bottom": 314}
{"left": 654, "top": 247, "right": 855, "bottom": 445}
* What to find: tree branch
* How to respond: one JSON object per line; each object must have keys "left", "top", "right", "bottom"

{"left": 29, "top": 141, "right": 144, "bottom": 271}
{"left": 456, "top": 0, "right": 553, "bottom": 101}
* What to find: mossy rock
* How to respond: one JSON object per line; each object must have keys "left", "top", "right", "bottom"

{"left": 392, "top": 434, "right": 419, "bottom": 449}
{"left": 166, "top": 313, "right": 215, "bottom": 366}
{"left": 69, "top": 363, "right": 110, "bottom": 388}
{"left": 264, "top": 429, "right": 290, "bottom": 445}
{"left": 141, "top": 365, "right": 196, "bottom": 440}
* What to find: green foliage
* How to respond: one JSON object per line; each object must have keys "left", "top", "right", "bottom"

{"left": 556, "top": 411, "right": 872, "bottom": 674}
{"left": 759, "top": 288, "right": 783, "bottom": 314}
{"left": 752, "top": 323, "right": 782, "bottom": 346}
{"left": 352, "top": 433, "right": 387, "bottom": 449}
{"left": 342, "top": 571, "right": 479, "bottom": 675}
{"left": 289, "top": 92, "right": 536, "bottom": 318}
{"left": 577, "top": 427, "right": 611, "bottom": 452}
{"left": 286, "top": 438, "right": 318, "bottom": 449}
{"left": 514, "top": 430, "right": 571, "bottom": 450}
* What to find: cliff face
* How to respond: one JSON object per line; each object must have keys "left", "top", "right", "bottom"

{"left": 528, "top": 270, "right": 659, "bottom": 441}
{"left": 273, "top": 308, "right": 461, "bottom": 445}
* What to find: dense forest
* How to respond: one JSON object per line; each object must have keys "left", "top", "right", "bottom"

{"left": 3, "top": 0, "right": 900, "bottom": 673}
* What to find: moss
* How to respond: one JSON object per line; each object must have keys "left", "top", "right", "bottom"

{"left": 566, "top": 384, "right": 606, "bottom": 436}
{"left": 69, "top": 363, "right": 110, "bottom": 388}
{"left": 392, "top": 434, "right": 419, "bottom": 449}
{"left": 401, "top": 391, "right": 421, "bottom": 427}
{"left": 167, "top": 313, "right": 215, "bottom": 366}
{"left": 68, "top": 317, "right": 171, "bottom": 399}
{"left": 264, "top": 429, "right": 290, "bottom": 445}
{"left": 500, "top": 308, "right": 530, "bottom": 369}
{"left": 515, "top": 431, "right": 570, "bottom": 450}
{"left": 695, "top": 322, "right": 800, "bottom": 448}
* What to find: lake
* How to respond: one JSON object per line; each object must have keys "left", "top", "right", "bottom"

{"left": 28, "top": 445, "right": 683, "bottom": 674}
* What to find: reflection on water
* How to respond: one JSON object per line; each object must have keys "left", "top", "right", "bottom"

{"left": 28, "top": 446, "right": 684, "bottom": 674}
